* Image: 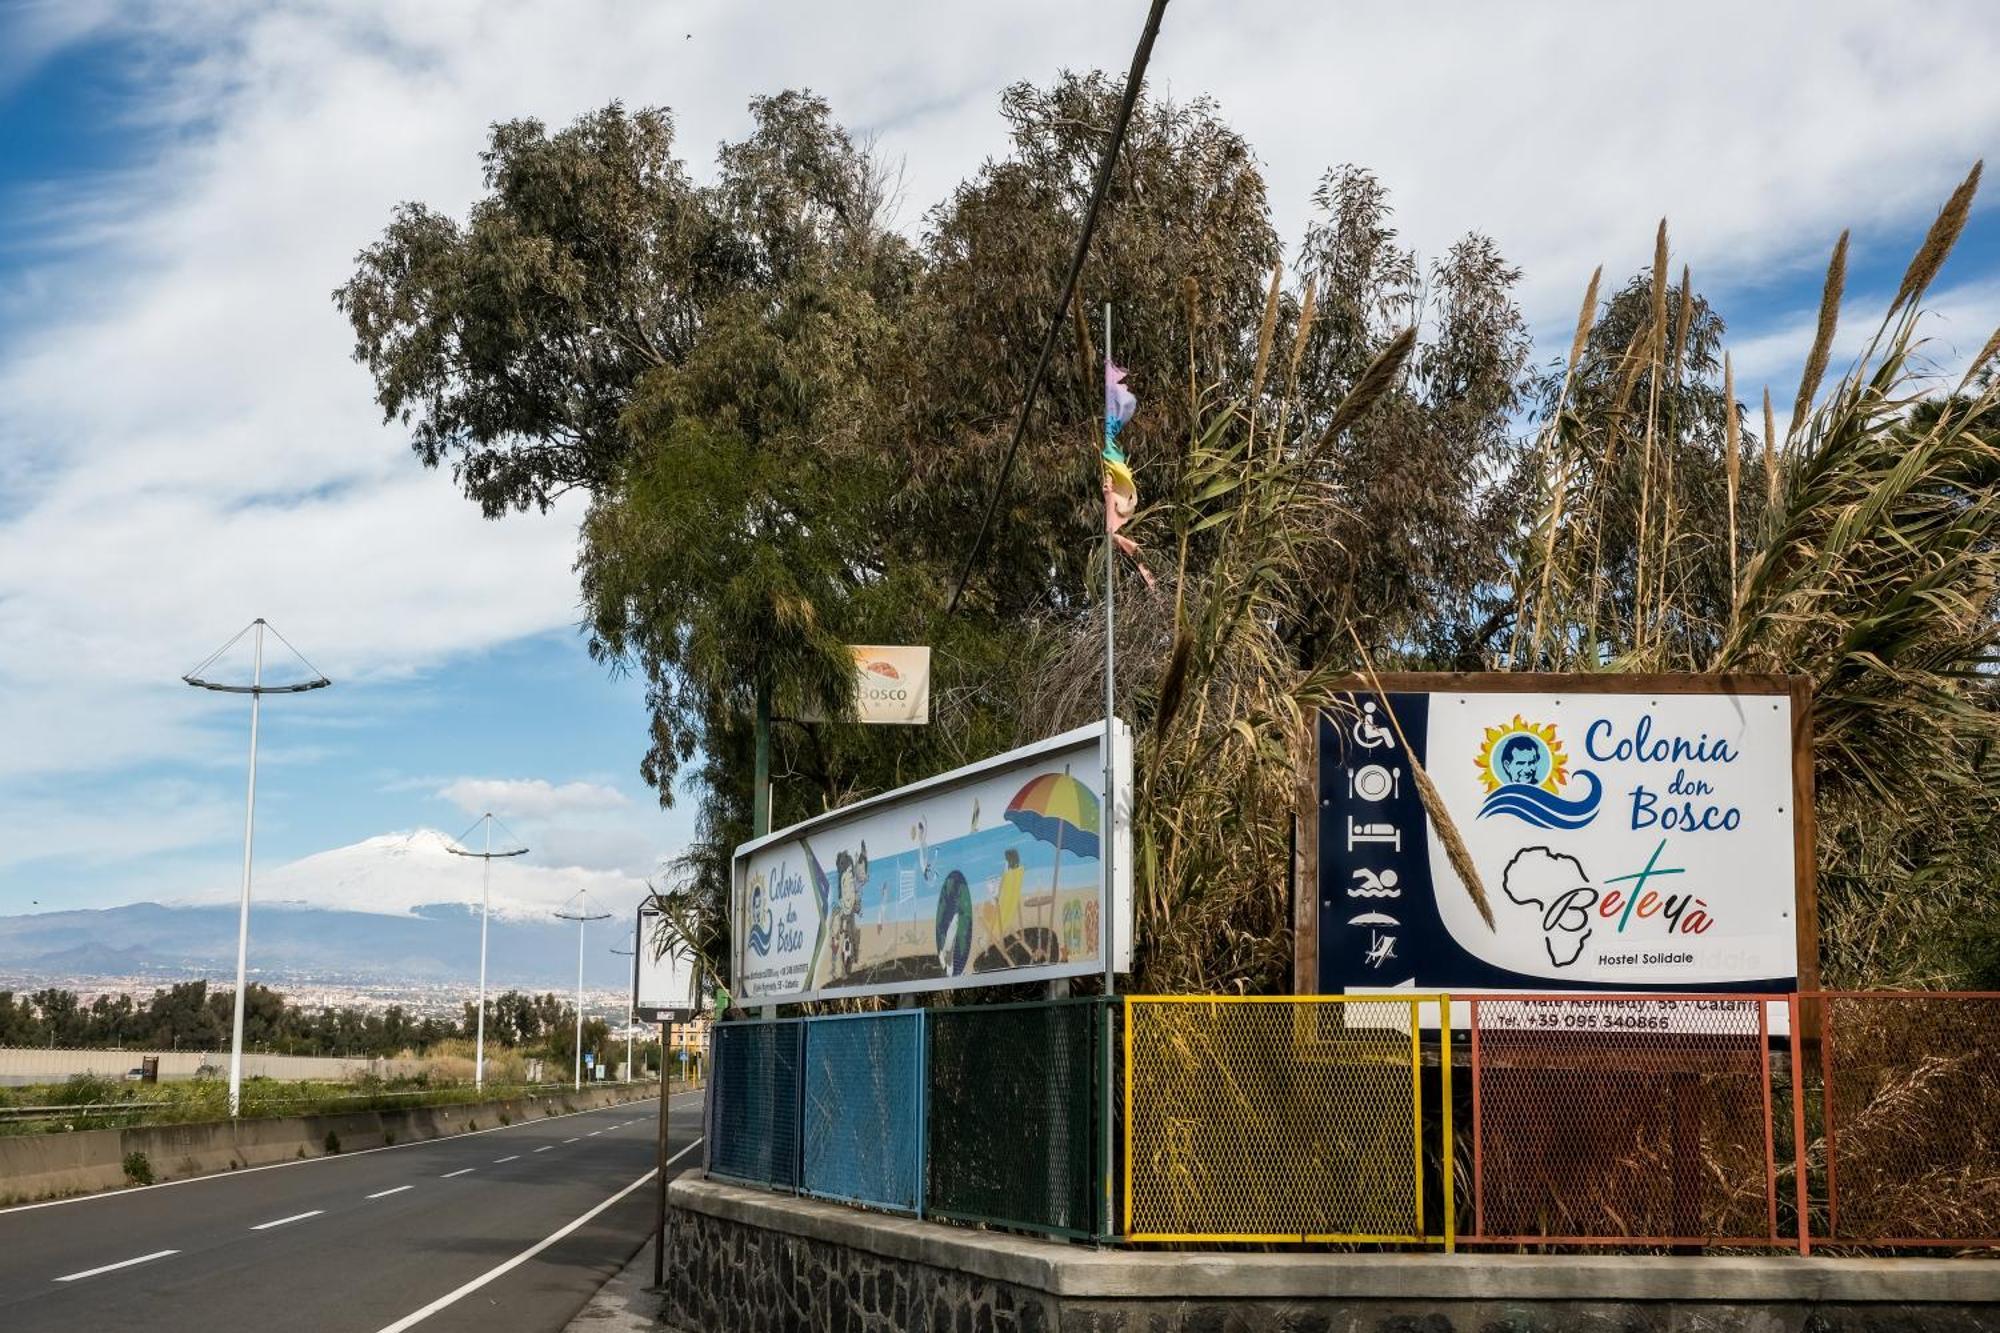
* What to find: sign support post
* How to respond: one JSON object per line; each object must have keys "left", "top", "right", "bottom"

{"left": 1099, "top": 302, "right": 1118, "bottom": 1242}
{"left": 653, "top": 1017, "right": 670, "bottom": 1289}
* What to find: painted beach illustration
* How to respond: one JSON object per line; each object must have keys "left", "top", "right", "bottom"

{"left": 801, "top": 765, "right": 1103, "bottom": 990}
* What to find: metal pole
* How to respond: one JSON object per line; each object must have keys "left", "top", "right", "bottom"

{"left": 574, "top": 916, "right": 586, "bottom": 1090}
{"left": 227, "top": 621, "right": 265, "bottom": 1118}
{"left": 753, "top": 674, "right": 772, "bottom": 838}
{"left": 653, "top": 1017, "right": 670, "bottom": 1289}
{"left": 476, "top": 815, "right": 491, "bottom": 1091}
{"left": 1099, "top": 304, "right": 1118, "bottom": 1237}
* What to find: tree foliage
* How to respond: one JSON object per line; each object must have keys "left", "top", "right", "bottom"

{"left": 341, "top": 82, "right": 1999, "bottom": 992}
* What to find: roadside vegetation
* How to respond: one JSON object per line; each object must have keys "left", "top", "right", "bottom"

{"left": 338, "top": 75, "right": 1999, "bottom": 992}
{"left": 0, "top": 1066, "right": 678, "bottom": 1138}
{"left": 0, "top": 982, "right": 623, "bottom": 1071}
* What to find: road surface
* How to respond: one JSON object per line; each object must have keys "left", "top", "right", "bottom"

{"left": 0, "top": 1088, "right": 702, "bottom": 1332}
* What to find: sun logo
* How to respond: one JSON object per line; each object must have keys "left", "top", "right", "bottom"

{"left": 1475, "top": 716, "right": 1569, "bottom": 793}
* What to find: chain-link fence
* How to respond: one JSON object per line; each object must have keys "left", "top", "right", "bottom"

{"left": 801, "top": 1010, "right": 926, "bottom": 1214}
{"left": 1809, "top": 991, "right": 2000, "bottom": 1248}
{"left": 707, "top": 1018, "right": 804, "bottom": 1190}
{"left": 1124, "top": 995, "right": 1444, "bottom": 1244}
{"left": 925, "top": 997, "right": 1115, "bottom": 1239}
{"left": 1463, "top": 994, "right": 1785, "bottom": 1247}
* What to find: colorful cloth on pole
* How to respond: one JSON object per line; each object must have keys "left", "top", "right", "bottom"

{"left": 1104, "top": 361, "right": 1137, "bottom": 463}
{"left": 1102, "top": 359, "right": 1155, "bottom": 588}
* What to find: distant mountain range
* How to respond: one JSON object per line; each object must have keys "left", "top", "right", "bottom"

{"left": 0, "top": 829, "right": 651, "bottom": 990}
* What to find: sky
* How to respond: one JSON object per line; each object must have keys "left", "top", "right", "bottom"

{"left": 0, "top": 0, "right": 1996, "bottom": 920}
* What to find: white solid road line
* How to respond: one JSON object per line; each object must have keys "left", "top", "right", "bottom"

{"left": 54, "top": 1249, "right": 180, "bottom": 1283}
{"left": 441, "top": 1168, "right": 475, "bottom": 1179}
{"left": 493, "top": 1155, "right": 520, "bottom": 1163}
{"left": 250, "top": 1210, "right": 324, "bottom": 1231}
{"left": 367, "top": 1186, "right": 415, "bottom": 1200}
{"left": 370, "top": 1139, "right": 703, "bottom": 1333}
{"left": 0, "top": 1091, "right": 695, "bottom": 1218}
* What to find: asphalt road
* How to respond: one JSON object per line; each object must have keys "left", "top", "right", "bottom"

{"left": 0, "top": 1088, "right": 704, "bottom": 1333}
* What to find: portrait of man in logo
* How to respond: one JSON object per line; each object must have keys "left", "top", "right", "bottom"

{"left": 1474, "top": 715, "right": 1603, "bottom": 830}
{"left": 1498, "top": 733, "right": 1548, "bottom": 787}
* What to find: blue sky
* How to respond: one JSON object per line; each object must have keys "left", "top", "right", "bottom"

{"left": 1, "top": 1, "right": 1996, "bottom": 919}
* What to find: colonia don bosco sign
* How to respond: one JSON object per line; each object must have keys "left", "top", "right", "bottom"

{"left": 1304, "top": 674, "right": 1814, "bottom": 999}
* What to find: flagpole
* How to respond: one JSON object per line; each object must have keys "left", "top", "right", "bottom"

{"left": 1099, "top": 302, "right": 1117, "bottom": 1241}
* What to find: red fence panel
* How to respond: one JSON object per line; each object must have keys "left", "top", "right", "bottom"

{"left": 1810, "top": 991, "right": 2000, "bottom": 1248}
{"left": 1464, "top": 994, "right": 1789, "bottom": 1248}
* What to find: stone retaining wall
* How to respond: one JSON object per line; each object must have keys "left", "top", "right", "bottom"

{"left": 664, "top": 1176, "right": 2000, "bottom": 1333}
{"left": 0, "top": 1082, "right": 665, "bottom": 1204}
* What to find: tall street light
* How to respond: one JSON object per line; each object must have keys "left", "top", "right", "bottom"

{"left": 554, "top": 894, "right": 612, "bottom": 1090}
{"left": 609, "top": 934, "right": 636, "bottom": 1084}
{"left": 183, "top": 619, "right": 330, "bottom": 1117}
{"left": 446, "top": 814, "right": 527, "bottom": 1091}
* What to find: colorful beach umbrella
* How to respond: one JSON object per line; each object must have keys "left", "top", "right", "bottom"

{"left": 1004, "top": 767, "right": 1101, "bottom": 961}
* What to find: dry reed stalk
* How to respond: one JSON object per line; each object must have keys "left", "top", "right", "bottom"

{"left": 1324, "top": 327, "right": 1416, "bottom": 441}
{"left": 1659, "top": 264, "right": 1693, "bottom": 629}
{"left": 1958, "top": 324, "right": 2000, "bottom": 394}
{"left": 1892, "top": 160, "right": 1982, "bottom": 315}
{"left": 1248, "top": 262, "right": 1282, "bottom": 434}
{"left": 1524, "top": 265, "right": 1602, "bottom": 665}
{"left": 1724, "top": 351, "right": 1741, "bottom": 593}
{"left": 1633, "top": 222, "right": 1670, "bottom": 652}
{"left": 1273, "top": 275, "right": 1318, "bottom": 452}
{"left": 1349, "top": 628, "right": 1494, "bottom": 929}
{"left": 1763, "top": 387, "right": 1780, "bottom": 514}
{"left": 1791, "top": 229, "right": 1848, "bottom": 441}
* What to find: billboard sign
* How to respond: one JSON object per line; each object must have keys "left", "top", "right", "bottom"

{"left": 733, "top": 721, "right": 1133, "bottom": 1004}
{"left": 634, "top": 905, "right": 700, "bottom": 1023}
{"left": 798, "top": 645, "right": 932, "bottom": 725}
{"left": 1303, "top": 674, "right": 1814, "bottom": 1000}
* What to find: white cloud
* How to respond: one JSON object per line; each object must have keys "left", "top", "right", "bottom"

{"left": 438, "top": 777, "right": 631, "bottom": 821}
{"left": 2, "top": 0, "right": 1998, "bottom": 839}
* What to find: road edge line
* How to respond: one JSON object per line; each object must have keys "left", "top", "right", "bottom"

{"left": 370, "top": 1138, "right": 702, "bottom": 1333}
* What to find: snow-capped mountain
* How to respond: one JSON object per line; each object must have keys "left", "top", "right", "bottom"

{"left": 173, "top": 828, "right": 647, "bottom": 923}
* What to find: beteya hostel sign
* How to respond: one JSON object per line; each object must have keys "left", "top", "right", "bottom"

{"left": 733, "top": 722, "right": 1133, "bottom": 1004}
{"left": 1301, "top": 674, "right": 1816, "bottom": 999}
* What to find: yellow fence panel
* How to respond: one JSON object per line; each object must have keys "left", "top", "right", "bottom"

{"left": 1123, "top": 995, "right": 1448, "bottom": 1245}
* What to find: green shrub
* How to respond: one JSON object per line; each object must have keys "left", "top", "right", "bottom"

{"left": 323, "top": 1130, "right": 341, "bottom": 1155}
{"left": 121, "top": 1151, "right": 154, "bottom": 1187}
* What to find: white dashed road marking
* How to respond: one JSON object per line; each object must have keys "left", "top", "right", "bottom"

{"left": 55, "top": 1250, "right": 179, "bottom": 1283}
{"left": 251, "top": 1211, "right": 323, "bottom": 1231}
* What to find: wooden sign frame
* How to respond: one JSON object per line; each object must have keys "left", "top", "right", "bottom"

{"left": 1293, "top": 672, "right": 1819, "bottom": 997}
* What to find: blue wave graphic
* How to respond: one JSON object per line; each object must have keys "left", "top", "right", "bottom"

{"left": 1477, "top": 770, "right": 1602, "bottom": 829}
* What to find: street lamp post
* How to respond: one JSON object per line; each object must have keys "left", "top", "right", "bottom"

{"left": 183, "top": 619, "right": 329, "bottom": 1117}
{"left": 446, "top": 814, "right": 528, "bottom": 1090}
{"left": 609, "top": 935, "right": 636, "bottom": 1083}
{"left": 555, "top": 897, "right": 612, "bottom": 1090}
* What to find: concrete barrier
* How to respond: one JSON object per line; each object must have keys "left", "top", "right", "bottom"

{"left": 0, "top": 1082, "right": 671, "bottom": 1205}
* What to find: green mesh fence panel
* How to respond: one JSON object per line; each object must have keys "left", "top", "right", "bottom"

{"left": 708, "top": 1019, "right": 803, "bottom": 1189}
{"left": 801, "top": 1011, "right": 925, "bottom": 1213}
{"left": 925, "top": 998, "right": 1114, "bottom": 1238}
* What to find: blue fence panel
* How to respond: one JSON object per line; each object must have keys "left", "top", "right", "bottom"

{"left": 707, "top": 1019, "right": 803, "bottom": 1190}
{"left": 801, "top": 1011, "right": 926, "bottom": 1214}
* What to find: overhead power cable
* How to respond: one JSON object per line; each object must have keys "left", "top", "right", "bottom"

{"left": 941, "top": 0, "right": 1172, "bottom": 619}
